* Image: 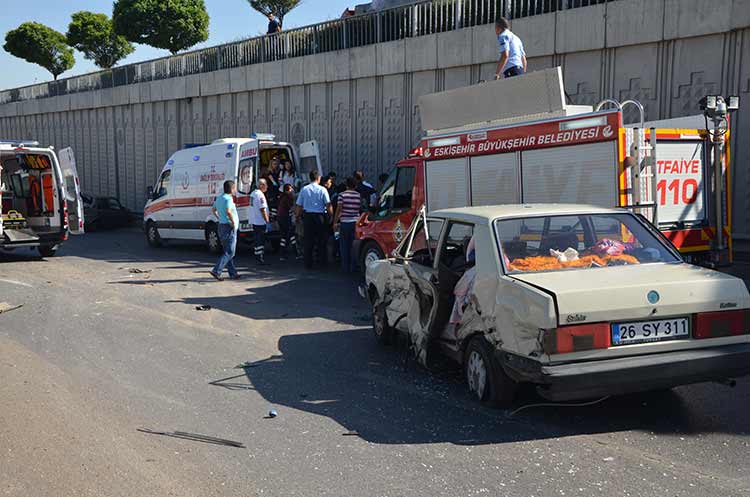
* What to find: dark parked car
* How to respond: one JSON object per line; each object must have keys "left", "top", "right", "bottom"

{"left": 82, "top": 194, "right": 132, "bottom": 231}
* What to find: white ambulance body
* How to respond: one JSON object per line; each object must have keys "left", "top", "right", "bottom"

{"left": 143, "top": 135, "right": 322, "bottom": 252}
{"left": 0, "top": 141, "right": 84, "bottom": 257}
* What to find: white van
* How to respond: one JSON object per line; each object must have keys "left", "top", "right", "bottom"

{"left": 0, "top": 141, "right": 85, "bottom": 257}
{"left": 143, "top": 135, "right": 322, "bottom": 252}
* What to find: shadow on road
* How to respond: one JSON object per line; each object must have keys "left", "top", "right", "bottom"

{"left": 209, "top": 328, "right": 750, "bottom": 446}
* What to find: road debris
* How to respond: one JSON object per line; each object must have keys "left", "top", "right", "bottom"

{"left": 246, "top": 300, "right": 262, "bottom": 304}
{"left": 235, "top": 361, "right": 259, "bottom": 369}
{"left": 0, "top": 303, "right": 23, "bottom": 314}
{"left": 266, "top": 410, "right": 278, "bottom": 419}
{"left": 128, "top": 268, "right": 152, "bottom": 274}
{"left": 137, "top": 428, "right": 245, "bottom": 448}
{"left": 195, "top": 305, "right": 212, "bottom": 311}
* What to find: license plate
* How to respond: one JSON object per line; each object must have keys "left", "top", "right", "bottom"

{"left": 612, "top": 317, "right": 690, "bottom": 346}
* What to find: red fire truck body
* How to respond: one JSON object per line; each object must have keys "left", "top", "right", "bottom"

{"left": 355, "top": 98, "right": 730, "bottom": 269}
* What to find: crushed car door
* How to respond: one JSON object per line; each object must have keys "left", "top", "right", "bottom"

{"left": 298, "top": 141, "right": 323, "bottom": 178}
{"left": 58, "top": 147, "right": 85, "bottom": 234}
{"left": 399, "top": 206, "right": 446, "bottom": 366}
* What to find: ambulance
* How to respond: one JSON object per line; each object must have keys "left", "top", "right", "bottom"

{"left": 0, "top": 141, "right": 84, "bottom": 257}
{"left": 355, "top": 67, "right": 735, "bottom": 269}
{"left": 143, "top": 134, "right": 322, "bottom": 252}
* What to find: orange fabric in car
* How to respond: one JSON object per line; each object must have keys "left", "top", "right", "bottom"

{"left": 42, "top": 173, "right": 54, "bottom": 213}
{"left": 28, "top": 175, "right": 42, "bottom": 215}
{"left": 508, "top": 254, "right": 640, "bottom": 272}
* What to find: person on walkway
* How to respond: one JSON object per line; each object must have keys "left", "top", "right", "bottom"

{"left": 250, "top": 179, "right": 271, "bottom": 265}
{"left": 267, "top": 13, "right": 281, "bottom": 34}
{"left": 210, "top": 180, "right": 240, "bottom": 281}
{"left": 278, "top": 183, "right": 301, "bottom": 261}
{"left": 495, "top": 17, "right": 527, "bottom": 80}
{"left": 295, "top": 170, "right": 332, "bottom": 269}
{"left": 334, "top": 177, "right": 362, "bottom": 272}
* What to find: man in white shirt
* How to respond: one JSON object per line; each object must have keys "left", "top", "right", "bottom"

{"left": 495, "top": 17, "right": 527, "bottom": 80}
{"left": 249, "top": 179, "right": 271, "bottom": 265}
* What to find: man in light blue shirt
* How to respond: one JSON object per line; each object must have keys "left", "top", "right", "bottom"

{"left": 210, "top": 180, "right": 240, "bottom": 281}
{"left": 295, "top": 170, "right": 333, "bottom": 269}
{"left": 495, "top": 17, "right": 527, "bottom": 80}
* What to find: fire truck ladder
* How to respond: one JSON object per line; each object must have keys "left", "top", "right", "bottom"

{"left": 595, "top": 99, "right": 658, "bottom": 225}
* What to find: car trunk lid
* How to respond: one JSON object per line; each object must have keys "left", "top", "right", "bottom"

{"left": 511, "top": 263, "right": 750, "bottom": 327}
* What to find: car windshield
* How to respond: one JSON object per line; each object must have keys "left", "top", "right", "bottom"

{"left": 495, "top": 213, "right": 680, "bottom": 274}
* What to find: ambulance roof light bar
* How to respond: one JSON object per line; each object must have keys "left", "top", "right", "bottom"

{"left": 0, "top": 140, "right": 40, "bottom": 147}
{"left": 251, "top": 133, "right": 276, "bottom": 141}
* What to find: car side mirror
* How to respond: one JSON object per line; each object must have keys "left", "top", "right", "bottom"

{"left": 146, "top": 186, "right": 154, "bottom": 199}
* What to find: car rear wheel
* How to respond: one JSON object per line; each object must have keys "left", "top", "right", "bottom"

{"left": 372, "top": 301, "right": 394, "bottom": 345}
{"left": 206, "top": 223, "right": 221, "bottom": 254}
{"left": 464, "top": 336, "right": 516, "bottom": 407}
{"left": 38, "top": 245, "right": 58, "bottom": 258}
{"left": 360, "top": 241, "right": 385, "bottom": 273}
{"left": 146, "top": 221, "right": 162, "bottom": 248}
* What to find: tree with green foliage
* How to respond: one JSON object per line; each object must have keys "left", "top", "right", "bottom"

{"left": 3, "top": 22, "right": 75, "bottom": 80}
{"left": 67, "top": 11, "right": 135, "bottom": 69}
{"left": 112, "top": 0, "right": 209, "bottom": 55}
{"left": 247, "top": 0, "right": 303, "bottom": 25}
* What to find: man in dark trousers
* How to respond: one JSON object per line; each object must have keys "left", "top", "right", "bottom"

{"left": 295, "top": 170, "right": 332, "bottom": 269}
{"left": 249, "top": 179, "right": 270, "bottom": 265}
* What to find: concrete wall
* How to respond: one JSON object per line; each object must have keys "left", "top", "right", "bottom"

{"left": 1, "top": 0, "right": 750, "bottom": 235}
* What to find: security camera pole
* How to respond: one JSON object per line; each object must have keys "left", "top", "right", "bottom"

{"left": 700, "top": 95, "right": 740, "bottom": 254}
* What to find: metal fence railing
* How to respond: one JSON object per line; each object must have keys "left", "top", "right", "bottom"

{"left": 0, "top": 0, "right": 615, "bottom": 104}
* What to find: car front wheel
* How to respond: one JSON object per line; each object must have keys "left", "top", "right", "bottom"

{"left": 372, "top": 301, "right": 394, "bottom": 345}
{"left": 464, "top": 336, "right": 516, "bottom": 407}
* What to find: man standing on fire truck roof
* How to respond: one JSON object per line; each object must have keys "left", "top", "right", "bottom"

{"left": 495, "top": 16, "right": 527, "bottom": 80}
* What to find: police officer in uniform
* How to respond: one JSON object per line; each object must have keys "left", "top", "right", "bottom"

{"left": 295, "top": 170, "right": 333, "bottom": 269}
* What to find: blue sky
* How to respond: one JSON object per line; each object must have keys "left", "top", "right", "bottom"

{"left": 1, "top": 0, "right": 354, "bottom": 90}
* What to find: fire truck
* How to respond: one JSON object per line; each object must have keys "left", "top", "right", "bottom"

{"left": 355, "top": 67, "right": 736, "bottom": 269}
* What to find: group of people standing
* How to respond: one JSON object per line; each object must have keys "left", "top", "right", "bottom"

{"left": 209, "top": 165, "right": 381, "bottom": 281}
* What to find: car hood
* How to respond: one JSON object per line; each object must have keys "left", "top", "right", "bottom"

{"left": 510, "top": 263, "right": 750, "bottom": 326}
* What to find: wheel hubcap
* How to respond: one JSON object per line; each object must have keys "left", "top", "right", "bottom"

{"left": 208, "top": 231, "right": 218, "bottom": 250}
{"left": 364, "top": 250, "right": 381, "bottom": 267}
{"left": 467, "top": 351, "right": 487, "bottom": 400}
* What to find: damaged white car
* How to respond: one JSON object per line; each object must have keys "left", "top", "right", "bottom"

{"left": 365, "top": 204, "right": 750, "bottom": 405}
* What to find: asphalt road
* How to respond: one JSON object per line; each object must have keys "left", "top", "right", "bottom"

{"left": 1, "top": 230, "right": 750, "bottom": 497}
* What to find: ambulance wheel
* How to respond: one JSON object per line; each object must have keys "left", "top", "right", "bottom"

{"left": 360, "top": 241, "right": 384, "bottom": 273}
{"left": 206, "top": 223, "right": 221, "bottom": 254}
{"left": 464, "top": 336, "right": 516, "bottom": 408}
{"left": 146, "top": 221, "right": 163, "bottom": 248}
{"left": 38, "top": 245, "right": 57, "bottom": 258}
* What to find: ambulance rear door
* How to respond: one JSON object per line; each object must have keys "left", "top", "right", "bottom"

{"left": 57, "top": 147, "right": 85, "bottom": 234}
{"left": 298, "top": 140, "right": 323, "bottom": 178}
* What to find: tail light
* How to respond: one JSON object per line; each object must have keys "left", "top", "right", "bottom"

{"left": 544, "top": 323, "right": 611, "bottom": 355}
{"left": 61, "top": 199, "right": 69, "bottom": 240}
{"left": 694, "top": 310, "right": 750, "bottom": 339}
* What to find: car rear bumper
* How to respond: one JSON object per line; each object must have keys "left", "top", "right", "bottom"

{"left": 536, "top": 343, "right": 750, "bottom": 401}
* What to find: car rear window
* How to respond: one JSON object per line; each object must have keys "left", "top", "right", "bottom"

{"left": 495, "top": 213, "right": 680, "bottom": 274}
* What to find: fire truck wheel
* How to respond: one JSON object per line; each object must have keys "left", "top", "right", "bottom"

{"left": 360, "top": 241, "right": 385, "bottom": 273}
{"left": 464, "top": 336, "right": 516, "bottom": 408}
{"left": 146, "top": 221, "right": 163, "bottom": 248}
{"left": 205, "top": 223, "right": 221, "bottom": 254}
{"left": 38, "top": 245, "right": 58, "bottom": 258}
